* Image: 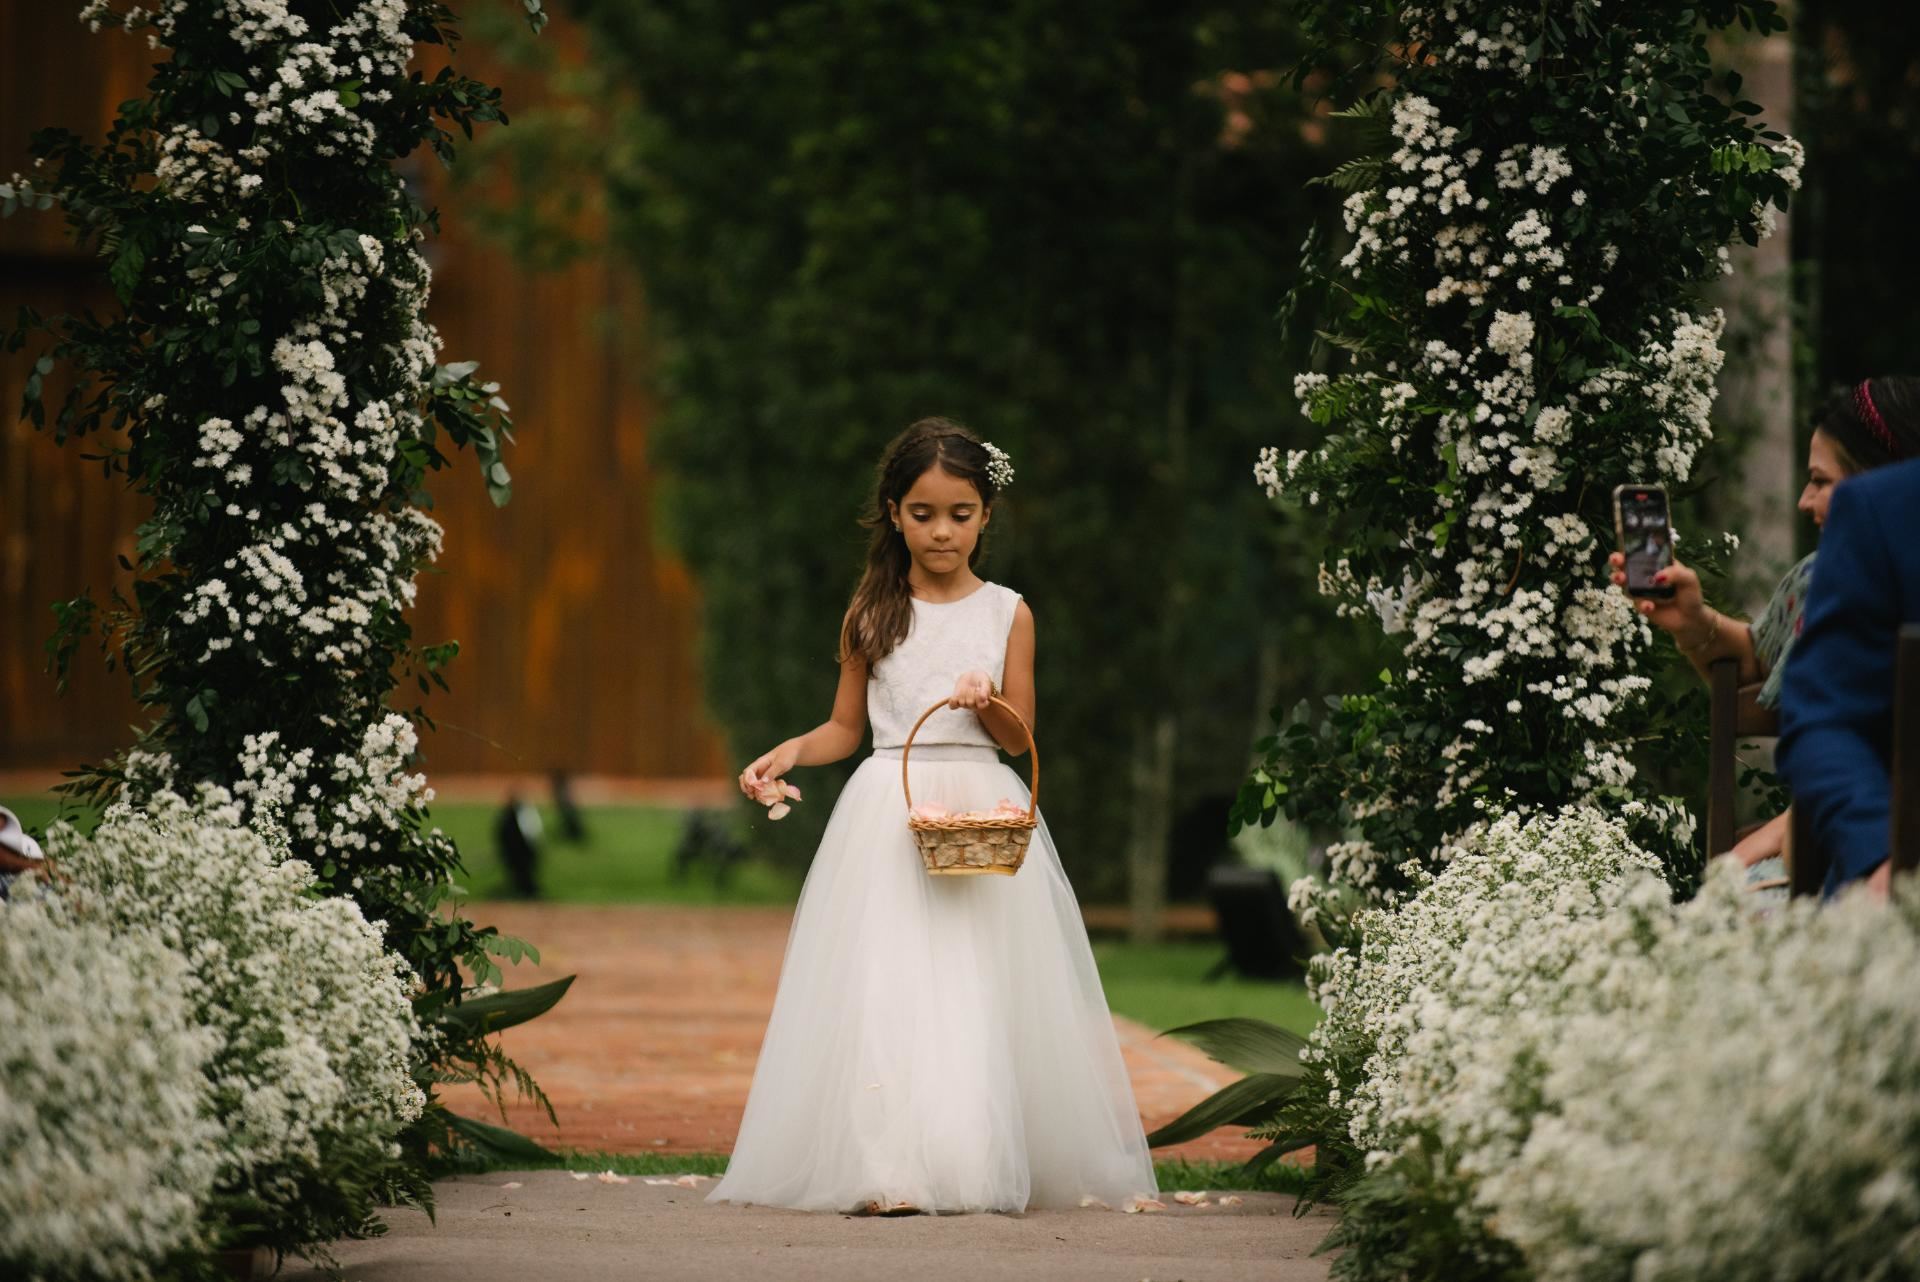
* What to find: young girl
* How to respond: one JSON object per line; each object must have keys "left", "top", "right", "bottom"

{"left": 705, "top": 418, "right": 1160, "bottom": 1217}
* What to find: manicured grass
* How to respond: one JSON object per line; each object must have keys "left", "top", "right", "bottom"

{"left": 426, "top": 802, "right": 802, "bottom": 906}
{"left": 430, "top": 1147, "right": 735, "bottom": 1180}
{"left": 433, "top": 1147, "right": 1312, "bottom": 1197}
{"left": 0, "top": 792, "right": 96, "bottom": 838}
{"left": 1092, "top": 938, "right": 1320, "bottom": 1039}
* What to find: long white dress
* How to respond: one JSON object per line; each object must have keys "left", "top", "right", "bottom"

{"left": 705, "top": 581, "right": 1159, "bottom": 1215}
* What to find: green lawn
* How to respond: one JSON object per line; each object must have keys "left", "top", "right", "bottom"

{"left": 1092, "top": 939, "right": 1320, "bottom": 1038}
{"left": 3, "top": 791, "right": 1321, "bottom": 1041}
{"left": 430, "top": 1147, "right": 1311, "bottom": 1196}
{"left": 1, "top": 791, "right": 95, "bottom": 838}
{"left": 426, "top": 801, "right": 802, "bottom": 906}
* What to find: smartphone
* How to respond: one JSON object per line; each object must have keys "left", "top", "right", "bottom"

{"left": 1613, "top": 484, "right": 1675, "bottom": 600}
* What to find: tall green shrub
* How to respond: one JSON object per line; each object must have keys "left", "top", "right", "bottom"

{"left": 1236, "top": 0, "right": 1800, "bottom": 922}
{"left": 3, "top": 0, "right": 557, "bottom": 1159}
{"left": 564, "top": 0, "right": 1372, "bottom": 907}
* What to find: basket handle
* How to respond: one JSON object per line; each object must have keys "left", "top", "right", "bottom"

{"left": 900, "top": 694, "right": 1039, "bottom": 821}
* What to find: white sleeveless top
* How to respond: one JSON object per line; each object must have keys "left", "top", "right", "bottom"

{"left": 867, "top": 581, "right": 1022, "bottom": 751}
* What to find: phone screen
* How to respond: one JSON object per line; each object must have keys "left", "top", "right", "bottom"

{"left": 1617, "top": 486, "right": 1673, "bottom": 596}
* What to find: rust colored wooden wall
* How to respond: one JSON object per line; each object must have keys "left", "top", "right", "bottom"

{"left": 0, "top": 2, "right": 728, "bottom": 782}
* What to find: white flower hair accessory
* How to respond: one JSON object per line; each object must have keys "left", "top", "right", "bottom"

{"left": 982, "top": 441, "right": 1015, "bottom": 490}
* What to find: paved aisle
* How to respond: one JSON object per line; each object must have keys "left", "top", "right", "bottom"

{"left": 282, "top": 1170, "right": 1336, "bottom": 1282}
{"left": 438, "top": 903, "right": 1277, "bottom": 1164}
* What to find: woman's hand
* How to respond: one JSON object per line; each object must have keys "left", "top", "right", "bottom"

{"left": 1606, "top": 551, "right": 1714, "bottom": 644}
{"left": 1727, "top": 809, "right": 1790, "bottom": 867}
{"left": 948, "top": 670, "right": 995, "bottom": 711}
{"left": 739, "top": 741, "right": 798, "bottom": 801}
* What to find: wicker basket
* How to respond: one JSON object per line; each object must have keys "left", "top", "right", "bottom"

{"left": 902, "top": 695, "right": 1039, "bottom": 877}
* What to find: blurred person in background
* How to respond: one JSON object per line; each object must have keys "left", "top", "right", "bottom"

{"left": 0, "top": 808, "right": 46, "bottom": 902}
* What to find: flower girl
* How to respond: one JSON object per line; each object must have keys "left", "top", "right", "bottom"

{"left": 706, "top": 418, "right": 1159, "bottom": 1216}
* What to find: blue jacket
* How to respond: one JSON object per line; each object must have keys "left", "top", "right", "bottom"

{"left": 1777, "top": 457, "right": 1920, "bottom": 893}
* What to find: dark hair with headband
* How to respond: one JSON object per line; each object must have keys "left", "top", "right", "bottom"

{"left": 1814, "top": 376, "right": 1920, "bottom": 473}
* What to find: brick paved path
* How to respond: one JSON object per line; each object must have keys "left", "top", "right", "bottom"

{"left": 439, "top": 903, "right": 1277, "bottom": 1166}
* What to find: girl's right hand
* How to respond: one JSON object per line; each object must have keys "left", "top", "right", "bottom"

{"left": 739, "top": 742, "right": 798, "bottom": 801}
{"left": 1606, "top": 551, "right": 1710, "bottom": 639}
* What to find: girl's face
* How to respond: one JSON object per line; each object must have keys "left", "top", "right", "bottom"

{"left": 888, "top": 465, "right": 989, "bottom": 578}
{"left": 1798, "top": 428, "right": 1851, "bottom": 528}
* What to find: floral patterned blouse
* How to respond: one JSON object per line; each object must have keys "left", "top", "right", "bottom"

{"left": 1752, "top": 551, "right": 1817, "bottom": 710}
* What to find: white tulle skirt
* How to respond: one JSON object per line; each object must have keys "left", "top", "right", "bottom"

{"left": 705, "top": 745, "right": 1159, "bottom": 1215}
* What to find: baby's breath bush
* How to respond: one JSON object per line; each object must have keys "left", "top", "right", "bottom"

{"left": 1285, "top": 809, "right": 1920, "bottom": 1281}
{"left": 1484, "top": 871, "right": 1920, "bottom": 1281}
{"left": 0, "top": 894, "right": 219, "bottom": 1282}
{"left": 47, "top": 788, "right": 426, "bottom": 1263}
{"left": 1296, "top": 806, "right": 1668, "bottom": 1277}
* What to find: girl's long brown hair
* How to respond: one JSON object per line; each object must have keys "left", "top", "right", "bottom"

{"left": 838, "top": 417, "right": 999, "bottom": 668}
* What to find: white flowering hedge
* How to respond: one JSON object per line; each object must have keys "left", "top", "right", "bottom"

{"left": 1484, "top": 874, "right": 1920, "bottom": 1281}
{"left": 1, "top": 0, "right": 551, "bottom": 1158}
{"left": 34, "top": 789, "right": 427, "bottom": 1269}
{"left": 1282, "top": 808, "right": 1673, "bottom": 1276}
{"left": 1235, "top": 0, "right": 1800, "bottom": 915}
{"left": 1256, "top": 809, "right": 1920, "bottom": 1280}
{"left": 0, "top": 895, "right": 219, "bottom": 1281}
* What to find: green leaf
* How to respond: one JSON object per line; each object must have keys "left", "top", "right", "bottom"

{"left": 433, "top": 975, "right": 575, "bottom": 1038}
{"left": 108, "top": 237, "right": 146, "bottom": 304}
{"left": 1157, "top": 1017, "right": 1309, "bottom": 1075}
{"left": 1236, "top": 1134, "right": 1316, "bottom": 1180}
{"left": 1142, "top": 1073, "right": 1300, "bottom": 1147}
{"left": 1307, "top": 156, "right": 1384, "bottom": 193}
{"left": 443, "top": 1112, "right": 558, "bottom": 1162}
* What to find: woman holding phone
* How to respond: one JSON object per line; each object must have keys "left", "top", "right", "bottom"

{"left": 1605, "top": 377, "right": 1919, "bottom": 873}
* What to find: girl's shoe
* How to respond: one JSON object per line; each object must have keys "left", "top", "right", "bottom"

{"left": 854, "top": 1198, "right": 924, "bottom": 1216}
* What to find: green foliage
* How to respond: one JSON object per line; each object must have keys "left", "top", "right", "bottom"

{"left": 1142, "top": 1016, "right": 1313, "bottom": 1179}
{"left": 1791, "top": 2, "right": 1920, "bottom": 417}
{"left": 514, "top": 0, "right": 1383, "bottom": 895}
{"left": 0, "top": 0, "right": 556, "bottom": 1247}
{"left": 1233, "top": 0, "right": 1799, "bottom": 914}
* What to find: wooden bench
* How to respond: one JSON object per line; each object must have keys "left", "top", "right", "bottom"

{"left": 1710, "top": 623, "right": 1920, "bottom": 895}
{"left": 1705, "top": 657, "right": 1778, "bottom": 861}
